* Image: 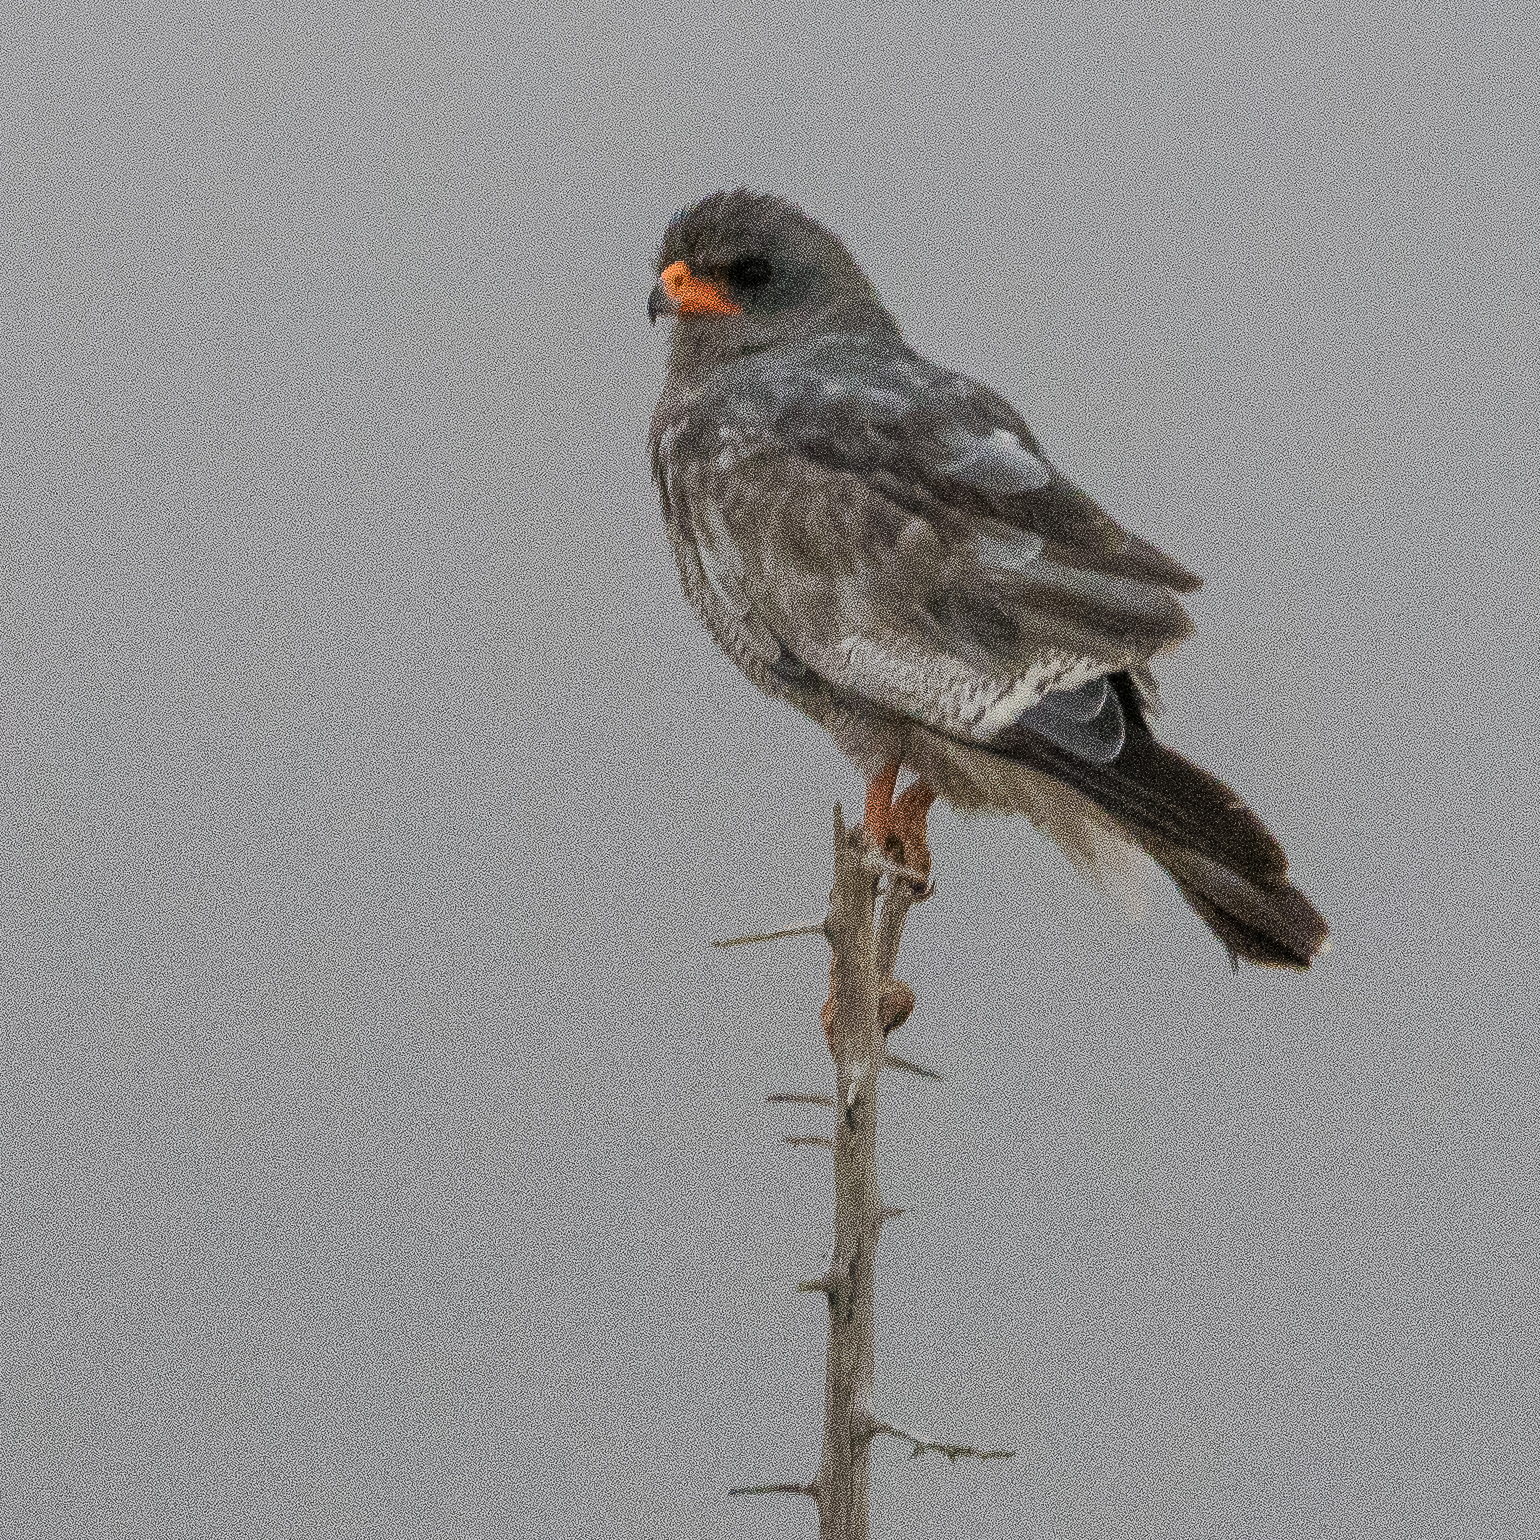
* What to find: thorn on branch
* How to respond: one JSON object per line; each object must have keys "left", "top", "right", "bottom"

{"left": 877, "top": 1204, "right": 905, "bottom": 1225}
{"left": 866, "top": 1420, "right": 1015, "bottom": 1464}
{"left": 797, "top": 1270, "right": 839, "bottom": 1296}
{"left": 768, "top": 1092, "right": 836, "bottom": 1108}
{"left": 883, "top": 1052, "right": 945, "bottom": 1082}
{"left": 727, "top": 1480, "right": 817, "bottom": 1498}
{"left": 712, "top": 922, "right": 827, "bottom": 949}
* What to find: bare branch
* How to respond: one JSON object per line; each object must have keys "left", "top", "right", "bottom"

{"left": 867, "top": 1420, "right": 1015, "bottom": 1464}
{"left": 873, "top": 876, "right": 921, "bottom": 986}
{"left": 814, "top": 809, "right": 884, "bottom": 1538}
{"left": 747, "top": 803, "right": 999, "bottom": 1537}
{"left": 713, "top": 921, "right": 827, "bottom": 948}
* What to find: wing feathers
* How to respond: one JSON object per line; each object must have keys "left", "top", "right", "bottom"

{"left": 656, "top": 334, "right": 1205, "bottom": 769}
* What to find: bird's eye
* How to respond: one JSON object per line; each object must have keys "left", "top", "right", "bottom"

{"left": 728, "top": 256, "right": 773, "bottom": 289}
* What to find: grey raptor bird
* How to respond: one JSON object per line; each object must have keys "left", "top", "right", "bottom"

{"left": 648, "top": 189, "right": 1328, "bottom": 969}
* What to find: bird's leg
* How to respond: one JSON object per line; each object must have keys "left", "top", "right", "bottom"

{"left": 827, "top": 772, "right": 933, "bottom": 1058}
{"left": 862, "top": 759, "right": 901, "bottom": 851}
{"left": 889, "top": 778, "right": 936, "bottom": 880}
{"left": 862, "top": 760, "right": 936, "bottom": 881}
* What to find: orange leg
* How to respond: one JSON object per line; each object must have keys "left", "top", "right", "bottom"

{"left": 890, "top": 778, "right": 937, "bottom": 878}
{"left": 862, "top": 759, "right": 901, "bottom": 849}
{"left": 830, "top": 767, "right": 935, "bottom": 1058}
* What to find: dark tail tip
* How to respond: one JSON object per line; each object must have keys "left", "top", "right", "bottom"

{"left": 1162, "top": 848, "right": 1330, "bottom": 970}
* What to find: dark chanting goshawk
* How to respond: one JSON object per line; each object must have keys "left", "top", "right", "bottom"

{"left": 647, "top": 189, "right": 1328, "bottom": 969}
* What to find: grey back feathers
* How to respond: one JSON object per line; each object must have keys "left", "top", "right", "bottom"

{"left": 653, "top": 324, "right": 1193, "bottom": 747}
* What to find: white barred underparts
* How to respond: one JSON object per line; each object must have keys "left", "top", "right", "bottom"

{"left": 833, "top": 629, "right": 1105, "bottom": 743}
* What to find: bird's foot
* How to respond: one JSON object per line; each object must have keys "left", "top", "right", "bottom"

{"left": 862, "top": 759, "right": 901, "bottom": 850}
{"left": 889, "top": 778, "right": 936, "bottom": 882}
{"left": 862, "top": 761, "right": 936, "bottom": 887}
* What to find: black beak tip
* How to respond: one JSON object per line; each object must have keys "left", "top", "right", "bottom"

{"left": 647, "top": 281, "right": 675, "bottom": 327}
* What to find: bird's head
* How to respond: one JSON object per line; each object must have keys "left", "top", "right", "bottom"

{"left": 649, "top": 190, "right": 898, "bottom": 373}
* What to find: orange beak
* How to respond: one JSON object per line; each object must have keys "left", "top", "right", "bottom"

{"left": 648, "top": 260, "right": 742, "bottom": 324}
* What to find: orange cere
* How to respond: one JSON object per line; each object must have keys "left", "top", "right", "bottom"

{"left": 659, "top": 260, "right": 741, "bottom": 317}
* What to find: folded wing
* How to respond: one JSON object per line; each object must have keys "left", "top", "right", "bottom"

{"left": 658, "top": 334, "right": 1200, "bottom": 765}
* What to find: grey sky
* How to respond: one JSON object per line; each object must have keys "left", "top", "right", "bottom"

{"left": 5, "top": 5, "right": 1537, "bottom": 1537}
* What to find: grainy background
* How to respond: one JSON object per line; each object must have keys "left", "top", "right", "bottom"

{"left": 5, "top": 4, "right": 1536, "bottom": 1536}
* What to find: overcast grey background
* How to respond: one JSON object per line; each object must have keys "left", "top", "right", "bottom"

{"left": 4, "top": 4, "right": 1537, "bottom": 1537}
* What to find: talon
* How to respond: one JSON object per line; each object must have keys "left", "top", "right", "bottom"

{"left": 862, "top": 763, "right": 935, "bottom": 882}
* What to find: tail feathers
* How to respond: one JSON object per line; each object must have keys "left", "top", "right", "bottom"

{"left": 1065, "top": 719, "right": 1290, "bottom": 885}
{"left": 1156, "top": 846, "right": 1329, "bottom": 971}
{"left": 998, "top": 679, "right": 1329, "bottom": 969}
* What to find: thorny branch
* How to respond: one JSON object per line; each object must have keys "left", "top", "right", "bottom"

{"left": 727, "top": 805, "right": 1012, "bottom": 1537}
